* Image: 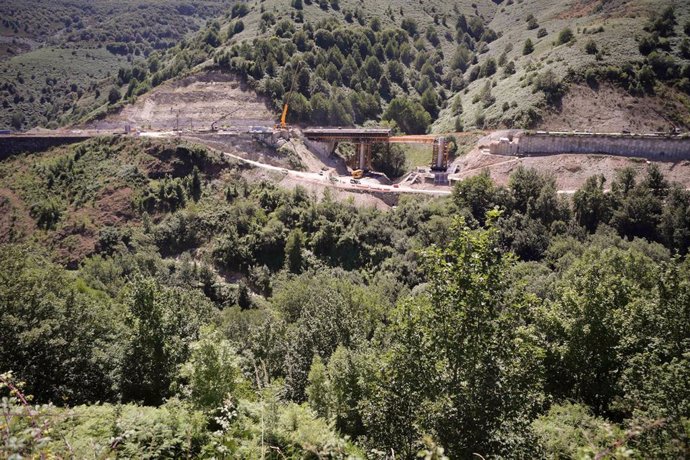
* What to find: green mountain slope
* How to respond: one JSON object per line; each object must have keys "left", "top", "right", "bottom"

{"left": 3, "top": 0, "right": 690, "bottom": 132}
{"left": 0, "top": 0, "right": 232, "bottom": 130}
{"left": 122, "top": 0, "right": 690, "bottom": 133}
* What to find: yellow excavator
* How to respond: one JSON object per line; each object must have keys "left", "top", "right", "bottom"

{"left": 277, "top": 61, "right": 302, "bottom": 130}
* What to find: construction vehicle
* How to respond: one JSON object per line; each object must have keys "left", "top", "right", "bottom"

{"left": 210, "top": 107, "right": 241, "bottom": 131}
{"left": 351, "top": 169, "right": 364, "bottom": 179}
{"left": 277, "top": 61, "right": 302, "bottom": 131}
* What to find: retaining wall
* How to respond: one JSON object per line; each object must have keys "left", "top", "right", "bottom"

{"left": 514, "top": 132, "right": 690, "bottom": 161}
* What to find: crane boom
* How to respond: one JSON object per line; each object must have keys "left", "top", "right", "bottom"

{"left": 211, "top": 106, "right": 242, "bottom": 131}
{"left": 279, "top": 61, "right": 302, "bottom": 129}
{"left": 280, "top": 102, "right": 289, "bottom": 128}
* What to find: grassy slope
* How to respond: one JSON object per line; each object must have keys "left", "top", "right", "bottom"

{"left": 436, "top": 0, "right": 690, "bottom": 132}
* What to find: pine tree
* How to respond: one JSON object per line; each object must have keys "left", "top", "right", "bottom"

{"left": 285, "top": 228, "right": 305, "bottom": 274}
{"left": 523, "top": 38, "right": 534, "bottom": 55}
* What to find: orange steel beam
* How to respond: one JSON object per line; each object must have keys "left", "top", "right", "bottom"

{"left": 388, "top": 135, "right": 436, "bottom": 144}
{"left": 388, "top": 131, "right": 486, "bottom": 144}
{"left": 303, "top": 131, "right": 486, "bottom": 144}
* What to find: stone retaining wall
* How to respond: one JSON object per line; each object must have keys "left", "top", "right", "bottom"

{"left": 489, "top": 132, "right": 690, "bottom": 161}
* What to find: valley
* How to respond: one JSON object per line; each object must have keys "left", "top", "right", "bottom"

{"left": 1, "top": 1, "right": 690, "bottom": 459}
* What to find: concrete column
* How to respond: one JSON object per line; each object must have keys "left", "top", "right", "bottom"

{"left": 358, "top": 142, "right": 366, "bottom": 170}
{"left": 435, "top": 137, "right": 445, "bottom": 170}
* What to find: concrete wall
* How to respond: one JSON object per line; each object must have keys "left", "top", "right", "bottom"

{"left": 304, "top": 138, "right": 336, "bottom": 157}
{"left": 489, "top": 139, "right": 519, "bottom": 156}
{"left": 514, "top": 132, "right": 690, "bottom": 161}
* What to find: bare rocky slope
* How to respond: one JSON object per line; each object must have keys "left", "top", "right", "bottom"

{"left": 88, "top": 71, "right": 274, "bottom": 131}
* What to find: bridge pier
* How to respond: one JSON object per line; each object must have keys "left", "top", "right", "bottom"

{"left": 356, "top": 142, "right": 372, "bottom": 171}
{"left": 431, "top": 137, "right": 449, "bottom": 171}
{"left": 303, "top": 128, "right": 390, "bottom": 172}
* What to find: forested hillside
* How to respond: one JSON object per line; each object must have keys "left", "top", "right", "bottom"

{"left": 4, "top": 0, "right": 690, "bottom": 132}
{"left": 0, "top": 0, "right": 232, "bottom": 129}
{"left": 1, "top": 136, "right": 689, "bottom": 458}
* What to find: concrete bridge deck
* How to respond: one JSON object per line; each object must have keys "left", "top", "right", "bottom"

{"left": 302, "top": 127, "right": 392, "bottom": 143}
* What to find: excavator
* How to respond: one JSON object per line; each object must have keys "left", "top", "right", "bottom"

{"left": 210, "top": 106, "right": 242, "bottom": 131}
{"left": 276, "top": 61, "right": 302, "bottom": 131}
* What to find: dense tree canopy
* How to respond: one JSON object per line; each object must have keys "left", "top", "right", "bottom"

{"left": 1, "top": 137, "right": 689, "bottom": 458}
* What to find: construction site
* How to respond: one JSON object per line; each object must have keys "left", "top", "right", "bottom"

{"left": 3, "top": 69, "right": 690, "bottom": 195}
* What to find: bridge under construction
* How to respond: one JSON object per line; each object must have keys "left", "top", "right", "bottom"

{"left": 302, "top": 127, "right": 455, "bottom": 172}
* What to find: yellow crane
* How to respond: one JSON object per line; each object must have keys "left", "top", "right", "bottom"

{"left": 277, "top": 61, "right": 302, "bottom": 130}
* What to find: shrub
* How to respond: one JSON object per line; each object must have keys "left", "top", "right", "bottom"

{"left": 680, "top": 39, "right": 690, "bottom": 59}
{"left": 451, "top": 45, "right": 472, "bottom": 72}
{"left": 452, "top": 95, "right": 463, "bottom": 115}
{"left": 537, "top": 28, "right": 548, "bottom": 38}
{"left": 585, "top": 39, "right": 598, "bottom": 55}
{"left": 108, "top": 87, "right": 121, "bottom": 104}
{"left": 30, "top": 198, "right": 62, "bottom": 230}
{"left": 363, "top": 55, "right": 383, "bottom": 80}
{"left": 646, "top": 6, "right": 676, "bottom": 37}
{"left": 474, "top": 110, "right": 486, "bottom": 129}
{"left": 455, "top": 116, "right": 464, "bottom": 132}
{"left": 481, "top": 57, "right": 497, "bottom": 77}
{"left": 421, "top": 88, "right": 440, "bottom": 118}
{"left": 179, "top": 328, "right": 245, "bottom": 410}
{"left": 231, "top": 3, "right": 249, "bottom": 18}
{"left": 534, "top": 70, "right": 565, "bottom": 104}
{"left": 10, "top": 112, "right": 24, "bottom": 130}
{"left": 638, "top": 35, "right": 657, "bottom": 55}
{"left": 533, "top": 403, "right": 626, "bottom": 458}
{"left": 401, "top": 18, "right": 418, "bottom": 36}
{"left": 314, "top": 28, "right": 334, "bottom": 48}
{"left": 523, "top": 38, "right": 534, "bottom": 55}
{"left": 647, "top": 51, "right": 679, "bottom": 80}
{"left": 557, "top": 28, "right": 574, "bottom": 45}
{"left": 425, "top": 25, "right": 440, "bottom": 46}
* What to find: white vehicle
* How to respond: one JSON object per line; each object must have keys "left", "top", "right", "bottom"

{"left": 248, "top": 126, "right": 272, "bottom": 134}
